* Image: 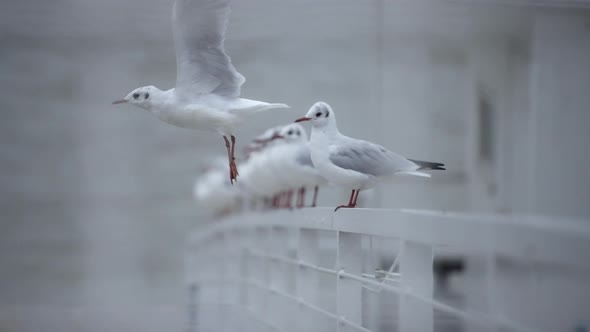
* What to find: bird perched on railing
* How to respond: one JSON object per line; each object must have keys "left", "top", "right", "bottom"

{"left": 112, "top": 0, "right": 289, "bottom": 184}
{"left": 295, "top": 102, "right": 445, "bottom": 211}
{"left": 268, "top": 123, "right": 326, "bottom": 208}
{"left": 238, "top": 123, "right": 327, "bottom": 209}
{"left": 238, "top": 126, "right": 287, "bottom": 208}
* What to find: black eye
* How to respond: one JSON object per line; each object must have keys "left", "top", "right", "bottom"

{"left": 296, "top": 130, "right": 301, "bottom": 135}
{"left": 325, "top": 111, "right": 329, "bottom": 118}
{"left": 144, "top": 93, "right": 149, "bottom": 99}
{"left": 315, "top": 112, "right": 322, "bottom": 117}
{"left": 287, "top": 130, "right": 293, "bottom": 135}
{"left": 133, "top": 93, "right": 140, "bottom": 99}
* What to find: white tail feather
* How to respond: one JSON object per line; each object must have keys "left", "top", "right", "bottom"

{"left": 397, "top": 171, "right": 431, "bottom": 178}
{"left": 233, "top": 103, "right": 290, "bottom": 115}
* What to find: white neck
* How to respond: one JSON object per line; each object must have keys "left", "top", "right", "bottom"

{"left": 312, "top": 120, "right": 341, "bottom": 142}
{"left": 147, "top": 89, "right": 175, "bottom": 114}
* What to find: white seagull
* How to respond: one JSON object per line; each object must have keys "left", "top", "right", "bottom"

{"left": 295, "top": 102, "right": 445, "bottom": 211}
{"left": 271, "top": 123, "right": 326, "bottom": 208}
{"left": 112, "top": 0, "right": 289, "bottom": 183}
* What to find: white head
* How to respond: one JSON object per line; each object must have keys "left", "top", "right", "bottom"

{"left": 295, "top": 101, "right": 336, "bottom": 129}
{"left": 279, "top": 123, "right": 307, "bottom": 143}
{"left": 112, "top": 85, "right": 162, "bottom": 110}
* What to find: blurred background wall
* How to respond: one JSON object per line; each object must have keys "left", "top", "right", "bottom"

{"left": 0, "top": 0, "right": 589, "bottom": 331}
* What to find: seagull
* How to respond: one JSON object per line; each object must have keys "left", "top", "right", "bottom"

{"left": 271, "top": 123, "right": 326, "bottom": 208}
{"left": 238, "top": 127, "right": 286, "bottom": 207}
{"left": 112, "top": 0, "right": 289, "bottom": 184}
{"left": 295, "top": 102, "right": 445, "bottom": 211}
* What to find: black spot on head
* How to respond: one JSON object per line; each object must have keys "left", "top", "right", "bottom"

{"left": 325, "top": 111, "right": 330, "bottom": 118}
{"left": 287, "top": 130, "right": 293, "bottom": 135}
{"left": 144, "top": 93, "right": 149, "bottom": 99}
{"left": 133, "top": 93, "right": 140, "bottom": 99}
{"left": 315, "top": 112, "right": 322, "bottom": 117}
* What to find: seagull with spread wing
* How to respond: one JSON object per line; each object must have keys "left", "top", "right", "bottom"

{"left": 113, "top": 0, "right": 289, "bottom": 183}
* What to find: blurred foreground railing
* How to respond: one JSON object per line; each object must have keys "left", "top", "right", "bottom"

{"left": 185, "top": 208, "right": 590, "bottom": 332}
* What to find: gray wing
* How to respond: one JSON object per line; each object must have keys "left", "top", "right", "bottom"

{"left": 329, "top": 140, "right": 416, "bottom": 176}
{"left": 173, "top": 0, "right": 245, "bottom": 98}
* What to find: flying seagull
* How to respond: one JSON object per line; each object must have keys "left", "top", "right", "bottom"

{"left": 113, "top": 0, "right": 289, "bottom": 183}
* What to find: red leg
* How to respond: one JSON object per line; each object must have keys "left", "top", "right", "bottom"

{"left": 223, "top": 136, "right": 236, "bottom": 184}
{"left": 352, "top": 189, "right": 360, "bottom": 206}
{"left": 297, "top": 187, "right": 306, "bottom": 208}
{"left": 284, "top": 190, "right": 294, "bottom": 209}
{"left": 230, "top": 135, "right": 239, "bottom": 176}
{"left": 272, "top": 195, "right": 280, "bottom": 208}
{"left": 334, "top": 190, "right": 358, "bottom": 212}
{"left": 311, "top": 186, "right": 319, "bottom": 207}
{"left": 227, "top": 135, "right": 238, "bottom": 182}
{"left": 278, "top": 192, "right": 285, "bottom": 208}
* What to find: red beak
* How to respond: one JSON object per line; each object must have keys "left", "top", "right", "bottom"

{"left": 295, "top": 117, "right": 311, "bottom": 123}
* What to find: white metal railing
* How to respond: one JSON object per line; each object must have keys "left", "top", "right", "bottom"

{"left": 185, "top": 208, "right": 590, "bottom": 332}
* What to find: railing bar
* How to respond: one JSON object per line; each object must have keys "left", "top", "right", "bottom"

{"left": 361, "top": 273, "right": 400, "bottom": 283}
{"left": 384, "top": 252, "right": 400, "bottom": 278}
{"left": 194, "top": 277, "right": 372, "bottom": 332}
{"left": 196, "top": 257, "right": 523, "bottom": 331}
{"left": 340, "top": 271, "right": 531, "bottom": 332}
{"left": 245, "top": 250, "right": 529, "bottom": 332}
{"left": 188, "top": 210, "right": 590, "bottom": 270}
{"left": 249, "top": 280, "right": 373, "bottom": 332}
{"left": 247, "top": 249, "right": 336, "bottom": 276}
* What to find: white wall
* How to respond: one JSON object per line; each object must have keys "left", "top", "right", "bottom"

{"left": 528, "top": 13, "right": 590, "bottom": 219}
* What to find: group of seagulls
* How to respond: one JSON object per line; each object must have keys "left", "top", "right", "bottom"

{"left": 193, "top": 102, "right": 445, "bottom": 215}
{"left": 194, "top": 119, "right": 324, "bottom": 215}
{"left": 113, "top": 0, "right": 445, "bottom": 215}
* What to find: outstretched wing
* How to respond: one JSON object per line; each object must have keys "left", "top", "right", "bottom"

{"left": 172, "top": 0, "right": 245, "bottom": 99}
{"left": 329, "top": 139, "right": 417, "bottom": 177}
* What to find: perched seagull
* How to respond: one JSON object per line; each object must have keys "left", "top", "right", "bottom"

{"left": 272, "top": 123, "right": 326, "bottom": 208}
{"left": 295, "top": 102, "right": 445, "bottom": 211}
{"left": 237, "top": 127, "right": 286, "bottom": 206}
{"left": 112, "top": 0, "right": 289, "bottom": 184}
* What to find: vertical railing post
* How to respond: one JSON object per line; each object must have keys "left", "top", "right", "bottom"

{"left": 363, "top": 236, "right": 381, "bottom": 330}
{"left": 336, "top": 231, "right": 363, "bottom": 331}
{"left": 186, "top": 282, "right": 199, "bottom": 332}
{"left": 244, "top": 228, "right": 257, "bottom": 313}
{"left": 297, "top": 228, "right": 321, "bottom": 331}
{"left": 399, "top": 240, "right": 434, "bottom": 332}
{"left": 224, "top": 229, "right": 240, "bottom": 330}
{"left": 240, "top": 228, "right": 258, "bottom": 332}
{"left": 216, "top": 232, "right": 227, "bottom": 332}
{"left": 238, "top": 229, "right": 250, "bottom": 305}
{"left": 185, "top": 239, "right": 200, "bottom": 332}
{"left": 252, "top": 227, "right": 270, "bottom": 319}
{"left": 269, "top": 226, "right": 290, "bottom": 331}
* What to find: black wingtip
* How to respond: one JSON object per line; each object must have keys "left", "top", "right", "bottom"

{"left": 408, "top": 159, "right": 446, "bottom": 171}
